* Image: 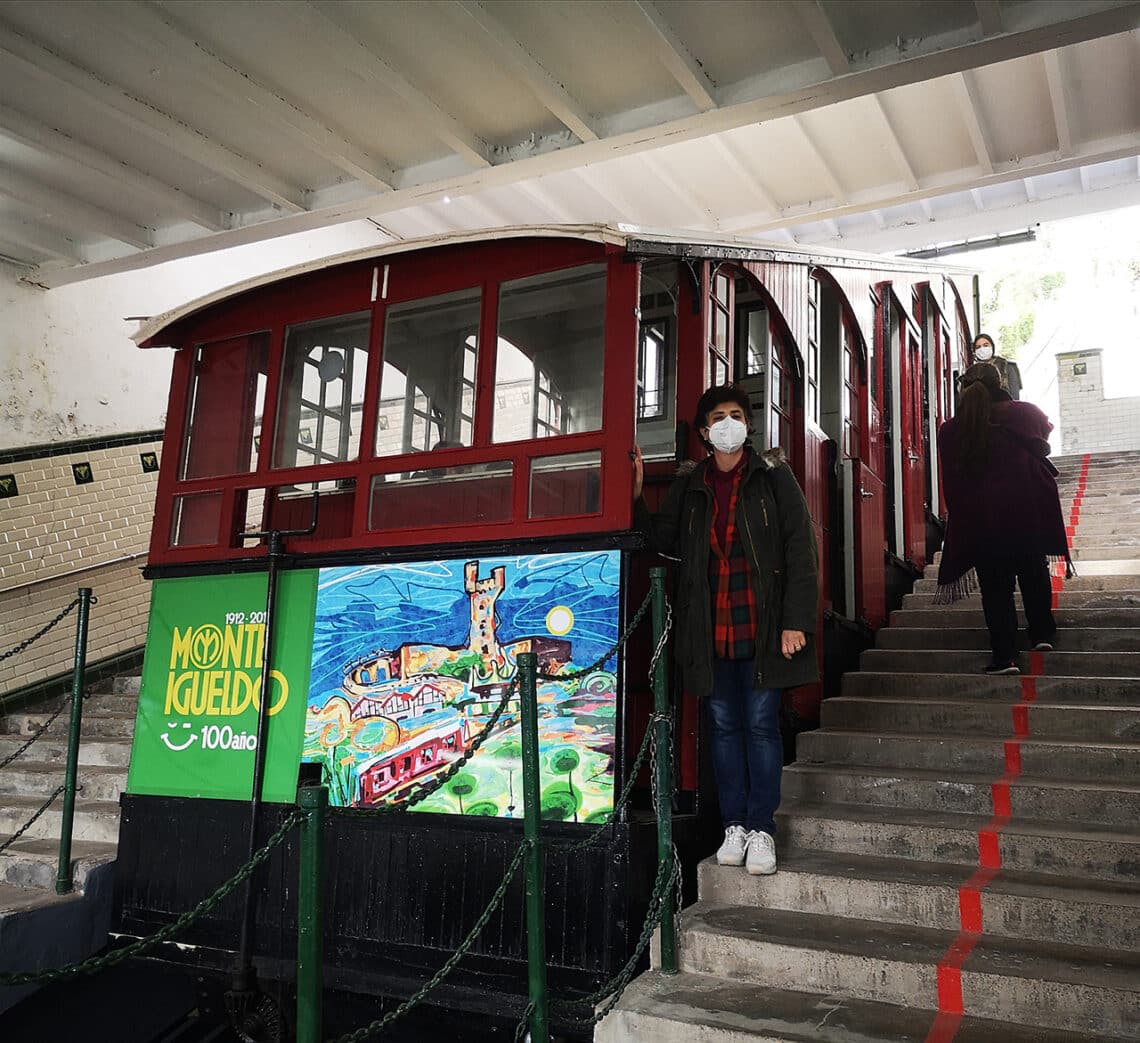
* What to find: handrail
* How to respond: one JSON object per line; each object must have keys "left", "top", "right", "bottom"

{"left": 0, "top": 552, "right": 147, "bottom": 597}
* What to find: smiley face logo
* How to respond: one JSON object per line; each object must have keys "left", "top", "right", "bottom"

{"left": 189, "top": 625, "right": 224, "bottom": 669}
{"left": 160, "top": 721, "right": 198, "bottom": 752}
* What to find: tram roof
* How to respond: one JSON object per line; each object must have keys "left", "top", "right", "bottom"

{"left": 133, "top": 223, "right": 975, "bottom": 348}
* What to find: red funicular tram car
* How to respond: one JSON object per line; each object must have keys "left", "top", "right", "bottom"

{"left": 117, "top": 225, "right": 972, "bottom": 1030}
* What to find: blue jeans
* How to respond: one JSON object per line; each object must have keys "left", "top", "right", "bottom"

{"left": 707, "top": 658, "right": 783, "bottom": 835}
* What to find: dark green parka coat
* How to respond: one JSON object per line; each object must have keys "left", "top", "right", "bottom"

{"left": 635, "top": 448, "right": 820, "bottom": 697}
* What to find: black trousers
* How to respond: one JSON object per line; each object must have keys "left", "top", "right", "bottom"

{"left": 974, "top": 555, "right": 1057, "bottom": 664}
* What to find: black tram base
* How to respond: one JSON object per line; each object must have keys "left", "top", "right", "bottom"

{"left": 113, "top": 794, "right": 704, "bottom": 1038}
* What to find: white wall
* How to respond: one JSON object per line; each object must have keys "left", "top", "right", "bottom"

{"left": 1057, "top": 349, "right": 1140, "bottom": 455}
{"left": 0, "top": 221, "right": 387, "bottom": 451}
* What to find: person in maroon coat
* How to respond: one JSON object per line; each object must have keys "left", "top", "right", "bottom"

{"left": 936, "top": 363, "right": 1072, "bottom": 674}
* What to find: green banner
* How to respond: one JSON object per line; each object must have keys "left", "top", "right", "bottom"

{"left": 127, "top": 571, "right": 318, "bottom": 802}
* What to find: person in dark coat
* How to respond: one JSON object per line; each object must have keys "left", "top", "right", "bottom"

{"left": 936, "top": 363, "right": 1071, "bottom": 674}
{"left": 972, "top": 331, "right": 1022, "bottom": 401}
{"left": 632, "top": 384, "right": 818, "bottom": 875}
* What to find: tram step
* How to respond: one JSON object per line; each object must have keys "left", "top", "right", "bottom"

{"left": 781, "top": 763, "right": 1140, "bottom": 828}
{"left": 821, "top": 694, "right": 1140, "bottom": 742}
{"left": 673, "top": 903, "right": 1140, "bottom": 1036}
{"left": 0, "top": 795, "right": 121, "bottom": 844}
{"left": 911, "top": 573, "right": 1140, "bottom": 592}
{"left": 0, "top": 837, "right": 115, "bottom": 890}
{"left": 796, "top": 729, "right": 1140, "bottom": 783}
{"left": 859, "top": 648, "right": 1140, "bottom": 677}
{"left": 876, "top": 627, "right": 1140, "bottom": 652}
{"left": 0, "top": 710, "right": 137, "bottom": 738}
{"left": 777, "top": 800, "right": 1140, "bottom": 884}
{"left": 901, "top": 589, "right": 1140, "bottom": 609}
{"left": 696, "top": 853, "right": 1140, "bottom": 950}
{"left": 0, "top": 734, "right": 131, "bottom": 768}
{"left": 841, "top": 669, "right": 1140, "bottom": 705}
{"left": 0, "top": 763, "right": 126, "bottom": 801}
{"left": 596, "top": 971, "right": 1133, "bottom": 1043}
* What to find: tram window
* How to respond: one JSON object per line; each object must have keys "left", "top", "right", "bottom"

{"left": 377, "top": 287, "right": 481, "bottom": 458}
{"left": 637, "top": 259, "right": 679, "bottom": 461}
{"left": 274, "top": 312, "right": 370, "bottom": 470}
{"left": 770, "top": 337, "right": 793, "bottom": 452}
{"left": 806, "top": 279, "right": 821, "bottom": 426}
{"left": 492, "top": 264, "right": 606, "bottom": 444}
{"left": 707, "top": 271, "right": 732, "bottom": 385}
{"left": 843, "top": 323, "right": 861, "bottom": 458}
{"left": 181, "top": 333, "right": 269, "bottom": 480}
{"left": 741, "top": 308, "right": 768, "bottom": 377}
{"left": 368, "top": 461, "right": 514, "bottom": 531}
{"left": 170, "top": 491, "right": 223, "bottom": 547}
{"left": 242, "top": 478, "right": 356, "bottom": 541}
{"left": 529, "top": 450, "right": 601, "bottom": 518}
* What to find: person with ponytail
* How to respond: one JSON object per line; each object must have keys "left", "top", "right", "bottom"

{"left": 632, "top": 384, "right": 818, "bottom": 875}
{"left": 936, "top": 362, "right": 1071, "bottom": 674}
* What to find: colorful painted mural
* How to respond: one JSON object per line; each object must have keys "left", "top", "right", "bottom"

{"left": 302, "top": 551, "right": 621, "bottom": 820}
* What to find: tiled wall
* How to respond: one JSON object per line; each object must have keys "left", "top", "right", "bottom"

{"left": 1058, "top": 350, "right": 1140, "bottom": 455}
{"left": 0, "top": 432, "right": 162, "bottom": 697}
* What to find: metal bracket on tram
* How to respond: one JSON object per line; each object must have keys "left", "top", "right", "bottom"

{"left": 226, "top": 492, "right": 320, "bottom": 1043}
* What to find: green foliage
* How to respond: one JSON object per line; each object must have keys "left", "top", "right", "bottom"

{"left": 550, "top": 748, "right": 580, "bottom": 775}
{"left": 448, "top": 771, "right": 478, "bottom": 814}
{"left": 465, "top": 800, "right": 500, "bottom": 817}
{"left": 540, "top": 786, "right": 581, "bottom": 821}
{"left": 1039, "top": 272, "right": 1066, "bottom": 297}
{"left": 435, "top": 652, "right": 483, "bottom": 680}
{"left": 997, "top": 314, "right": 1035, "bottom": 358}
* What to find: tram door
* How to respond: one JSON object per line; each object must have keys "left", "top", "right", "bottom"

{"left": 901, "top": 317, "right": 927, "bottom": 566}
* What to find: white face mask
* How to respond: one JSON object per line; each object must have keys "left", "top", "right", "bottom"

{"left": 974, "top": 344, "right": 994, "bottom": 361}
{"left": 708, "top": 416, "right": 748, "bottom": 454}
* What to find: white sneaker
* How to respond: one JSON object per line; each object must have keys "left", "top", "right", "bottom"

{"left": 716, "top": 825, "right": 748, "bottom": 866}
{"left": 745, "top": 830, "right": 777, "bottom": 875}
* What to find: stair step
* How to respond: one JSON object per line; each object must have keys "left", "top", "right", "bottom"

{"left": 778, "top": 800, "right": 1140, "bottom": 884}
{"left": 889, "top": 607, "right": 1140, "bottom": 628}
{"left": 696, "top": 853, "right": 1140, "bottom": 949}
{"left": 0, "top": 838, "right": 116, "bottom": 890}
{"left": 902, "top": 590, "right": 1140, "bottom": 609}
{"left": 595, "top": 970, "right": 1128, "bottom": 1043}
{"left": 842, "top": 670, "right": 1140, "bottom": 704}
{"left": 0, "top": 735, "right": 131, "bottom": 767}
{"left": 821, "top": 695, "right": 1140, "bottom": 742}
{"left": 0, "top": 795, "right": 121, "bottom": 844}
{"left": 876, "top": 627, "right": 1140, "bottom": 652}
{"left": 859, "top": 648, "right": 1140, "bottom": 677}
{"left": 0, "top": 763, "right": 126, "bottom": 801}
{"left": 912, "top": 573, "right": 1140, "bottom": 593}
{"left": 0, "top": 711, "right": 137, "bottom": 738}
{"left": 797, "top": 729, "right": 1140, "bottom": 782}
{"left": 782, "top": 762, "right": 1140, "bottom": 828}
{"left": 678, "top": 904, "right": 1140, "bottom": 1036}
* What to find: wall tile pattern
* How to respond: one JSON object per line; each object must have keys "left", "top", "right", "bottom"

{"left": 1058, "top": 350, "right": 1140, "bottom": 455}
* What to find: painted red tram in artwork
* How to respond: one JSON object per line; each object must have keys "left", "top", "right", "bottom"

{"left": 116, "top": 225, "right": 974, "bottom": 1028}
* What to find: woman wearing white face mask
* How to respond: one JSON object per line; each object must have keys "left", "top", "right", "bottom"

{"left": 633, "top": 384, "right": 819, "bottom": 877}
{"left": 972, "top": 332, "right": 1022, "bottom": 401}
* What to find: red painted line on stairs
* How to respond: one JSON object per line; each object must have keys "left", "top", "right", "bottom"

{"left": 926, "top": 653, "right": 1039, "bottom": 1040}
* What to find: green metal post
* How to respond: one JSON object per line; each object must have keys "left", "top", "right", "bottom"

{"left": 296, "top": 784, "right": 326, "bottom": 1043}
{"left": 650, "top": 567, "right": 677, "bottom": 974}
{"left": 517, "top": 652, "right": 550, "bottom": 1043}
{"left": 56, "top": 587, "right": 92, "bottom": 895}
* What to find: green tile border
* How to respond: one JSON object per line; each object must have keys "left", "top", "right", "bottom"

{"left": 0, "top": 430, "right": 164, "bottom": 467}
{"left": 0, "top": 646, "right": 146, "bottom": 715}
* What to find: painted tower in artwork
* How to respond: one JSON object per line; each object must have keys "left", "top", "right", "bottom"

{"left": 465, "top": 560, "right": 506, "bottom": 672}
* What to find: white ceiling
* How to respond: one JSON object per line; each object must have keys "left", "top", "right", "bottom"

{"left": 0, "top": 0, "right": 1138, "bottom": 287}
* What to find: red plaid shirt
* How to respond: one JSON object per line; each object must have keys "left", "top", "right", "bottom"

{"left": 706, "top": 463, "right": 758, "bottom": 660}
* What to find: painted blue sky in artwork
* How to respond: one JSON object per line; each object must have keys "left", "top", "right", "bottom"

{"left": 308, "top": 551, "right": 620, "bottom": 704}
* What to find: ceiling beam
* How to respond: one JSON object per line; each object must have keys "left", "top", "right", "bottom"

{"left": 974, "top": 0, "right": 1004, "bottom": 37}
{"left": 453, "top": 1, "right": 598, "bottom": 142}
{"left": 919, "top": 198, "right": 935, "bottom": 220}
{"left": 868, "top": 95, "right": 919, "bottom": 191}
{"left": 638, "top": 153, "right": 714, "bottom": 226}
{"left": 0, "top": 21, "right": 307, "bottom": 213}
{"left": 0, "top": 101, "right": 225, "bottom": 231}
{"left": 145, "top": 1, "right": 395, "bottom": 191}
{"left": 0, "top": 220, "right": 84, "bottom": 264}
{"left": 794, "top": 0, "right": 851, "bottom": 76}
{"left": 791, "top": 117, "right": 848, "bottom": 204}
{"left": 708, "top": 136, "right": 782, "bottom": 218}
{"left": 1079, "top": 165, "right": 1092, "bottom": 192}
{"left": 572, "top": 168, "right": 642, "bottom": 222}
{"left": 632, "top": 1, "right": 718, "bottom": 111}
{"left": 0, "top": 166, "right": 153, "bottom": 249}
{"left": 305, "top": 1, "right": 490, "bottom": 168}
{"left": 34, "top": 0, "right": 1140, "bottom": 285}
{"left": 969, "top": 188, "right": 986, "bottom": 211}
{"left": 1042, "top": 49, "right": 1074, "bottom": 156}
{"left": 950, "top": 70, "right": 995, "bottom": 174}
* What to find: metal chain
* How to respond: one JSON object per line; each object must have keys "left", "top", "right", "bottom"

{"left": 535, "top": 589, "right": 653, "bottom": 682}
{"left": 0, "top": 810, "right": 304, "bottom": 986}
{"left": 331, "top": 678, "right": 519, "bottom": 819}
{"left": 0, "top": 697, "right": 73, "bottom": 772}
{"left": 0, "top": 597, "right": 81, "bottom": 663}
{"left": 330, "top": 839, "right": 530, "bottom": 1043}
{"left": 0, "top": 783, "right": 65, "bottom": 857}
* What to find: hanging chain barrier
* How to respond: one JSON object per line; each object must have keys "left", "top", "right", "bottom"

{"left": 0, "top": 696, "right": 73, "bottom": 772}
{"left": 0, "top": 810, "right": 304, "bottom": 987}
{"left": 534, "top": 589, "right": 652, "bottom": 682}
{"left": 0, "top": 595, "right": 82, "bottom": 663}
{"left": 0, "top": 783, "right": 66, "bottom": 858}
{"left": 328, "top": 838, "right": 530, "bottom": 1043}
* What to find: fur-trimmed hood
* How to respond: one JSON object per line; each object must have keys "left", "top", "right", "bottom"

{"left": 675, "top": 445, "right": 787, "bottom": 477}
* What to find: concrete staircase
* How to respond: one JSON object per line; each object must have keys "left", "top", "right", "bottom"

{"left": 0, "top": 675, "right": 137, "bottom": 1011}
{"left": 597, "top": 449, "right": 1140, "bottom": 1042}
